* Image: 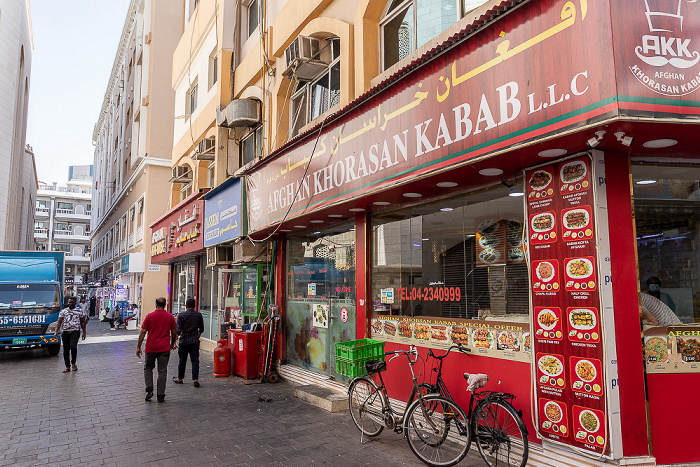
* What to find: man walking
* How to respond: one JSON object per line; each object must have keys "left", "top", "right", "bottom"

{"left": 136, "top": 297, "right": 177, "bottom": 402}
{"left": 172, "top": 298, "right": 204, "bottom": 387}
{"left": 54, "top": 296, "right": 86, "bottom": 373}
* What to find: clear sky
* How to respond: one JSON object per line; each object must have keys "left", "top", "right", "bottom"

{"left": 26, "top": 0, "right": 131, "bottom": 184}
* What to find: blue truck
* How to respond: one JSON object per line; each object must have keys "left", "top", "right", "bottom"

{"left": 0, "top": 251, "right": 65, "bottom": 356}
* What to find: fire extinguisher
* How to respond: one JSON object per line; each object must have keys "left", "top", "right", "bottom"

{"left": 213, "top": 339, "right": 231, "bottom": 377}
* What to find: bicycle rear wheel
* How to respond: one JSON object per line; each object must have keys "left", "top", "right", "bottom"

{"left": 348, "top": 377, "right": 384, "bottom": 437}
{"left": 404, "top": 395, "right": 471, "bottom": 467}
{"left": 473, "top": 399, "right": 528, "bottom": 467}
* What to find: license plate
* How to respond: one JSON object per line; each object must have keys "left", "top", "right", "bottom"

{"left": 12, "top": 338, "right": 27, "bottom": 345}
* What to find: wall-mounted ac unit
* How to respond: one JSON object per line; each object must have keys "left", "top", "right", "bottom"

{"left": 217, "top": 99, "right": 261, "bottom": 128}
{"left": 206, "top": 246, "right": 233, "bottom": 267}
{"left": 192, "top": 137, "right": 216, "bottom": 160}
{"left": 283, "top": 35, "right": 328, "bottom": 81}
{"left": 170, "top": 166, "right": 192, "bottom": 183}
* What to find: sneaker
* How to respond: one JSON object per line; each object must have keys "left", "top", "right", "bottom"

{"left": 110, "top": 328, "right": 116, "bottom": 331}
{"left": 157, "top": 395, "right": 165, "bottom": 403}
{"left": 193, "top": 381, "right": 200, "bottom": 388}
{"left": 145, "top": 391, "right": 154, "bottom": 401}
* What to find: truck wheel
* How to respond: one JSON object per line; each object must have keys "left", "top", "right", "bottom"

{"left": 47, "top": 344, "right": 60, "bottom": 356}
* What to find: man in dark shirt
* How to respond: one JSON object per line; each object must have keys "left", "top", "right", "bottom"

{"left": 173, "top": 298, "right": 205, "bottom": 387}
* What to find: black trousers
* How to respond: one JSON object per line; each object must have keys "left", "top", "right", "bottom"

{"left": 178, "top": 342, "right": 200, "bottom": 380}
{"left": 61, "top": 331, "right": 80, "bottom": 367}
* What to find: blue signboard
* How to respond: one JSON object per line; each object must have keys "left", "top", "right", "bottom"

{"left": 203, "top": 177, "right": 243, "bottom": 247}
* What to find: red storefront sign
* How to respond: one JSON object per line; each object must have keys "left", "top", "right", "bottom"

{"left": 247, "top": 0, "right": 617, "bottom": 231}
{"left": 149, "top": 192, "right": 206, "bottom": 264}
{"left": 526, "top": 156, "right": 609, "bottom": 455}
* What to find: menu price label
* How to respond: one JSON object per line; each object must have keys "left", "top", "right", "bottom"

{"left": 526, "top": 155, "right": 609, "bottom": 455}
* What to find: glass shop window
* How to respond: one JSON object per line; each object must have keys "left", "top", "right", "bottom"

{"left": 371, "top": 183, "right": 528, "bottom": 322}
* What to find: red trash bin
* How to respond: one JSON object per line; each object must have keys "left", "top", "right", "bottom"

{"left": 227, "top": 328, "right": 237, "bottom": 374}
{"left": 233, "top": 331, "right": 262, "bottom": 379}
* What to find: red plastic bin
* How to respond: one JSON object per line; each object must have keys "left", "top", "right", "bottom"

{"left": 232, "top": 331, "right": 262, "bottom": 379}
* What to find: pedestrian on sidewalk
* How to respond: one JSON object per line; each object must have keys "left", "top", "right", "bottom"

{"left": 173, "top": 298, "right": 204, "bottom": 388}
{"left": 53, "top": 296, "right": 86, "bottom": 373}
{"left": 136, "top": 297, "right": 177, "bottom": 402}
{"left": 78, "top": 297, "right": 89, "bottom": 324}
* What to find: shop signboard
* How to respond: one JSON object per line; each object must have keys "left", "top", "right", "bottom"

{"left": 149, "top": 191, "right": 207, "bottom": 264}
{"left": 120, "top": 252, "right": 145, "bottom": 274}
{"left": 613, "top": 0, "right": 700, "bottom": 114}
{"left": 203, "top": 177, "right": 243, "bottom": 247}
{"left": 371, "top": 314, "right": 531, "bottom": 363}
{"left": 644, "top": 325, "right": 700, "bottom": 373}
{"left": 246, "top": 0, "right": 617, "bottom": 232}
{"left": 525, "top": 155, "right": 610, "bottom": 455}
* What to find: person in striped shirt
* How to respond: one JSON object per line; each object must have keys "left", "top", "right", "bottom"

{"left": 640, "top": 292, "right": 682, "bottom": 325}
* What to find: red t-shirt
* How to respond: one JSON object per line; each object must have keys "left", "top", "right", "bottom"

{"left": 142, "top": 309, "right": 176, "bottom": 353}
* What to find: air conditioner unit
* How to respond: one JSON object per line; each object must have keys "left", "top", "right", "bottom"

{"left": 217, "top": 99, "right": 261, "bottom": 128}
{"left": 283, "top": 36, "right": 328, "bottom": 81}
{"left": 197, "top": 138, "right": 215, "bottom": 154}
{"left": 170, "top": 166, "right": 192, "bottom": 183}
{"left": 206, "top": 246, "right": 233, "bottom": 267}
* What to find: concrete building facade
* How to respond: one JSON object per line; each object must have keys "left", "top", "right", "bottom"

{"left": 90, "top": 0, "right": 184, "bottom": 314}
{"left": 0, "top": 0, "right": 35, "bottom": 250}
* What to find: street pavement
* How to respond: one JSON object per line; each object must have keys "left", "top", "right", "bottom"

{"left": 0, "top": 319, "right": 484, "bottom": 467}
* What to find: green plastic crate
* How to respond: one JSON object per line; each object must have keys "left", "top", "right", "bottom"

{"left": 334, "top": 338, "right": 385, "bottom": 361}
{"left": 335, "top": 354, "right": 385, "bottom": 378}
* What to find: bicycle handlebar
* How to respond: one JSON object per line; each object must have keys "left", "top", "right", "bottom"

{"left": 385, "top": 345, "right": 419, "bottom": 364}
{"left": 427, "top": 344, "right": 471, "bottom": 359}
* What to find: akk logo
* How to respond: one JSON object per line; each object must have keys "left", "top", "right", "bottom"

{"left": 630, "top": 0, "right": 700, "bottom": 96}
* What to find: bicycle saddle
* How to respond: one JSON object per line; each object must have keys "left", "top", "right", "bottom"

{"left": 365, "top": 360, "right": 387, "bottom": 374}
{"left": 463, "top": 372, "right": 489, "bottom": 391}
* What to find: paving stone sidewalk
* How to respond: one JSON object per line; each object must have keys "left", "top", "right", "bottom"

{"left": 0, "top": 319, "right": 484, "bottom": 467}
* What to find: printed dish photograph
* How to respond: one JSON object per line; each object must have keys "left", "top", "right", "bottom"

{"left": 529, "top": 170, "right": 553, "bottom": 191}
{"left": 566, "top": 258, "right": 593, "bottom": 279}
{"left": 560, "top": 160, "right": 587, "bottom": 184}
{"left": 538, "top": 354, "right": 564, "bottom": 377}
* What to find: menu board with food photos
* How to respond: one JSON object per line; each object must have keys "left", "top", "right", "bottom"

{"left": 643, "top": 325, "right": 700, "bottom": 373}
{"left": 525, "top": 156, "right": 609, "bottom": 455}
{"left": 475, "top": 217, "right": 526, "bottom": 266}
{"left": 370, "top": 314, "right": 531, "bottom": 363}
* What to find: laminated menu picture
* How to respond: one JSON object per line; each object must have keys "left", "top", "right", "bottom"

{"left": 528, "top": 168, "right": 555, "bottom": 200}
{"left": 569, "top": 356, "right": 603, "bottom": 395}
{"left": 532, "top": 259, "right": 561, "bottom": 292}
{"left": 530, "top": 211, "right": 557, "bottom": 245}
{"left": 539, "top": 398, "right": 569, "bottom": 438}
{"left": 559, "top": 158, "right": 591, "bottom": 194}
{"left": 561, "top": 205, "right": 594, "bottom": 241}
{"left": 564, "top": 256, "right": 596, "bottom": 291}
{"left": 572, "top": 405, "right": 606, "bottom": 448}
{"left": 475, "top": 218, "right": 506, "bottom": 266}
{"left": 567, "top": 307, "right": 600, "bottom": 343}
{"left": 535, "top": 306, "right": 563, "bottom": 341}
{"left": 536, "top": 353, "right": 566, "bottom": 389}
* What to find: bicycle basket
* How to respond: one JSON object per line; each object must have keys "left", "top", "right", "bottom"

{"left": 365, "top": 360, "right": 386, "bottom": 374}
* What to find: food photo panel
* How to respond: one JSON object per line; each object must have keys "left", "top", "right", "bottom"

{"left": 572, "top": 405, "right": 606, "bottom": 449}
{"left": 530, "top": 211, "right": 557, "bottom": 245}
{"left": 564, "top": 256, "right": 596, "bottom": 292}
{"left": 562, "top": 205, "right": 594, "bottom": 242}
{"left": 569, "top": 356, "right": 603, "bottom": 396}
{"left": 538, "top": 398, "right": 570, "bottom": 438}
{"left": 536, "top": 352, "right": 566, "bottom": 389}
{"left": 567, "top": 307, "right": 600, "bottom": 343}
{"left": 532, "top": 259, "right": 561, "bottom": 293}
{"left": 559, "top": 158, "right": 591, "bottom": 194}
{"left": 535, "top": 306, "right": 563, "bottom": 342}
{"left": 528, "top": 168, "right": 555, "bottom": 201}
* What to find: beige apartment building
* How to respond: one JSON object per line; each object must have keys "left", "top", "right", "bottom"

{"left": 90, "top": 0, "right": 184, "bottom": 316}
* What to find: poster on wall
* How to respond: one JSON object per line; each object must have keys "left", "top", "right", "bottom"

{"left": 643, "top": 325, "right": 700, "bottom": 373}
{"left": 371, "top": 314, "right": 531, "bottom": 363}
{"left": 525, "top": 155, "right": 610, "bottom": 455}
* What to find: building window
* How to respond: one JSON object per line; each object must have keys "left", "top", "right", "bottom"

{"left": 289, "top": 38, "right": 340, "bottom": 138}
{"left": 209, "top": 49, "right": 218, "bottom": 89}
{"left": 57, "top": 202, "right": 73, "bottom": 210}
{"left": 207, "top": 160, "right": 215, "bottom": 188}
{"left": 181, "top": 183, "right": 193, "bottom": 201}
{"left": 241, "top": 125, "right": 263, "bottom": 166}
{"left": 246, "top": 0, "right": 259, "bottom": 38}
{"left": 36, "top": 200, "right": 48, "bottom": 208}
{"left": 380, "top": 0, "right": 463, "bottom": 71}
{"left": 186, "top": 79, "right": 198, "bottom": 118}
{"left": 53, "top": 244, "right": 70, "bottom": 253}
{"left": 55, "top": 222, "right": 70, "bottom": 232}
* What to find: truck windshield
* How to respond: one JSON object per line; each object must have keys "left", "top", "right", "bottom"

{"left": 0, "top": 284, "right": 60, "bottom": 313}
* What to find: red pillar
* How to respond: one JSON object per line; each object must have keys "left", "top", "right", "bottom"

{"left": 355, "top": 212, "right": 369, "bottom": 339}
{"left": 606, "top": 152, "right": 650, "bottom": 457}
{"left": 276, "top": 240, "right": 285, "bottom": 360}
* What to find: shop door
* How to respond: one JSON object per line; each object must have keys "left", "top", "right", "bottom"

{"left": 285, "top": 227, "right": 356, "bottom": 378}
{"left": 219, "top": 268, "right": 243, "bottom": 340}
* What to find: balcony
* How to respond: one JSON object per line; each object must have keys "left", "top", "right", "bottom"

{"left": 54, "top": 208, "right": 91, "bottom": 221}
{"left": 53, "top": 229, "right": 91, "bottom": 243}
{"left": 34, "top": 228, "right": 48, "bottom": 240}
{"left": 35, "top": 207, "right": 49, "bottom": 218}
{"left": 65, "top": 253, "right": 91, "bottom": 264}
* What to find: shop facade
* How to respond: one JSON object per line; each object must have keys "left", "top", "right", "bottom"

{"left": 149, "top": 191, "right": 207, "bottom": 320}
{"left": 242, "top": 0, "right": 700, "bottom": 464}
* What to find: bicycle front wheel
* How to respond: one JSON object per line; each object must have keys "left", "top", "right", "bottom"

{"left": 473, "top": 399, "right": 529, "bottom": 467}
{"left": 404, "top": 395, "right": 471, "bottom": 467}
{"left": 348, "top": 377, "right": 385, "bottom": 437}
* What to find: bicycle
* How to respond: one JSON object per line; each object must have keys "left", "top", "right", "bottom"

{"left": 420, "top": 344, "right": 529, "bottom": 467}
{"left": 348, "top": 345, "right": 472, "bottom": 467}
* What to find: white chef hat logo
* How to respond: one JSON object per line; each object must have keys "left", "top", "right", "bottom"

{"left": 636, "top": 0, "right": 699, "bottom": 68}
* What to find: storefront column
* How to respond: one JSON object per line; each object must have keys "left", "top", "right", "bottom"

{"left": 167, "top": 264, "right": 174, "bottom": 314}
{"left": 194, "top": 257, "right": 201, "bottom": 306}
{"left": 276, "top": 239, "right": 286, "bottom": 360}
{"left": 355, "top": 212, "right": 369, "bottom": 339}
{"left": 606, "top": 153, "right": 650, "bottom": 457}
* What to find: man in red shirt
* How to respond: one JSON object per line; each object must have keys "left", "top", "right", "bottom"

{"left": 136, "top": 297, "right": 177, "bottom": 402}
